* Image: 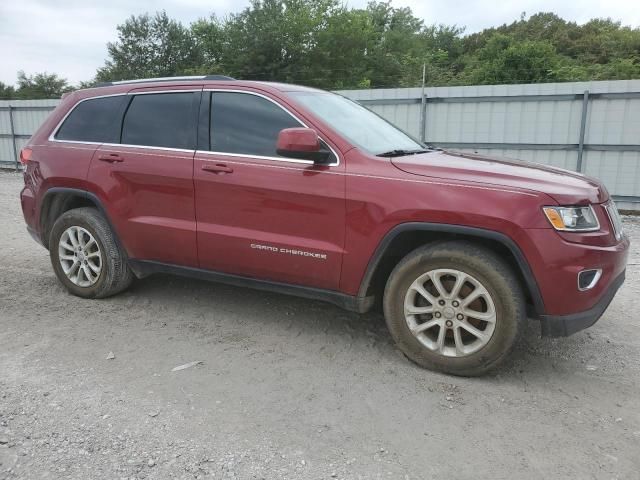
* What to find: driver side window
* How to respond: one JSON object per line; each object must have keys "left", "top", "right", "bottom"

{"left": 210, "top": 92, "right": 301, "bottom": 158}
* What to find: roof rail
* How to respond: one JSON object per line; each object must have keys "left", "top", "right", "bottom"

{"left": 95, "top": 75, "right": 235, "bottom": 87}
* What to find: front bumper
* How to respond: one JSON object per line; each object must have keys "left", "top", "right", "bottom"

{"left": 518, "top": 228, "right": 629, "bottom": 317}
{"left": 539, "top": 270, "right": 625, "bottom": 337}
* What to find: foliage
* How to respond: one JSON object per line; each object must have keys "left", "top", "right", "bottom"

{"left": 96, "top": 11, "right": 201, "bottom": 82}
{"left": 0, "top": 71, "right": 72, "bottom": 99}
{"left": 16, "top": 71, "right": 73, "bottom": 99}
{"left": 462, "top": 35, "right": 561, "bottom": 84}
{"left": 462, "top": 13, "right": 640, "bottom": 84}
{"left": 0, "top": 82, "right": 16, "bottom": 100}
{"left": 4, "top": 3, "right": 639, "bottom": 95}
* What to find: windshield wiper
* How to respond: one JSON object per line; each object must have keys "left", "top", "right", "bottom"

{"left": 376, "top": 148, "right": 431, "bottom": 158}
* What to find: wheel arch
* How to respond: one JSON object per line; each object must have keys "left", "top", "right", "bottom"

{"left": 357, "top": 223, "right": 545, "bottom": 317}
{"left": 39, "top": 187, "right": 121, "bottom": 251}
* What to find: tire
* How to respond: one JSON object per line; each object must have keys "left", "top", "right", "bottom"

{"left": 383, "top": 241, "right": 526, "bottom": 376}
{"left": 49, "top": 207, "right": 133, "bottom": 298}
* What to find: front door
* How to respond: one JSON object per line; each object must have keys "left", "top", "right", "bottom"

{"left": 193, "top": 90, "right": 345, "bottom": 290}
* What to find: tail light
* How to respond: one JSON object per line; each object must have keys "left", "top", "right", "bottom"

{"left": 19, "top": 147, "right": 32, "bottom": 165}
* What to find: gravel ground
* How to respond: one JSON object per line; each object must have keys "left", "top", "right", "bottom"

{"left": 1, "top": 170, "right": 639, "bottom": 480}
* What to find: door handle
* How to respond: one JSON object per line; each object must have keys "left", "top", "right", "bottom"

{"left": 98, "top": 153, "right": 125, "bottom": 163}
{"left": 202, "top": 163, "right": 233, "bottom": 174}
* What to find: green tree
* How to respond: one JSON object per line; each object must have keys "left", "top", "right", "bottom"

{"left": 309, "top": 7, "right": 375, "bottom": 88}
{"left": 400, "top": 24, "right": 465, "bottom": 86}
{"left": 191, "top": 0, "right": 452, "bottom": 88}
{"left": 92, "top": 5, "right": 640, "bottom": 89}
{"left": 15, "top": 71, "right": 72, "bottom": 99}
{"left": 189, "top": 15, "right": 226, "bottom": 75}
{"left": 462, "top": 13, "right": 640, "bottom": 84}
{"left": 0, "top": 82, "right": 16, "bottom": 100}
{"left": 361, "top": 1, "right": 427, "bottom": 87}
{"left": 218, "top": 0, "right": 345, "bottom": 84}
{"left": 569, "top": 18, "right": 640, "bottom": 65}
{"left": 96, "top": 11, "right": 201, "bottom": 81}
{"left": 463, "top": 35, "right": 561, "bottom": 84}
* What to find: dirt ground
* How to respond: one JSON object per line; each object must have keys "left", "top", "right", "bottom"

{"left": 0, "top": 170, "right": 639, "bottom": 480}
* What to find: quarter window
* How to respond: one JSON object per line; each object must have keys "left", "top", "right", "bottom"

{"left": 122, "top": 92, "right": 196, "bottom": 149}
{"left": 55, "top": 95, "right": 125, "bottom": 143}
{"left": 210, "top": 92, "right": 301, "bottom": 157}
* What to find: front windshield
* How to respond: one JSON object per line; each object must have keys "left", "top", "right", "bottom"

{"left": 289, "top": 91, "right": 424, "bottom": 155}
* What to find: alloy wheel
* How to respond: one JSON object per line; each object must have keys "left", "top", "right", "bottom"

{"left": 58, "top": 226, "right": 102, "bottom": 287}
{"left": 403, "top": 269, "right": 497, "bottom": 357}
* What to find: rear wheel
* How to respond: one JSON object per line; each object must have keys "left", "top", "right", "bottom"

{"left": 383, "top": 241, "right": 526, "bottom": 376}
{"left": 49, "top": 207, "right": 133, "bottom": 298}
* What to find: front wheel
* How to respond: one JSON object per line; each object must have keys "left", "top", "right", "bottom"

{"left": 49, "top": 207, "right": 133, "bottom": 298}
{"left": 383, "top": 241, "right": 526, "bottom": 376}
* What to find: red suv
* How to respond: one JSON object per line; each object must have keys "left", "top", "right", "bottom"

{"left": 19, "top": 76, "right": 629, "bottom": 375}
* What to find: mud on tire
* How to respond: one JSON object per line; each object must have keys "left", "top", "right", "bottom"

{"left": 383, "top": 241, "right": 526, "bottom": 376}
{"left": 49, "top": 207, "right": 133, "bottom": 298}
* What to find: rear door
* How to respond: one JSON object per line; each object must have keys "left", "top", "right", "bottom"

{"left": 193, "top": 90, "right": 346, "bottom": 290}
{"left": 88, "top": 88, "right": 201, "bottom": 267}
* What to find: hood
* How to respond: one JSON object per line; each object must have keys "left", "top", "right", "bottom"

{"left": 391, "top": 150, "right": 608, "bottom": 205}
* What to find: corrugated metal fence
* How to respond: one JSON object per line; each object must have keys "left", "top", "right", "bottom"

{"left": 0, "top": 99, "right": 59, "bottom": 169}
{"left": 2, "top": 80, "right": 639, "bottom": 209}
{"left": 337, "top": 80, "right": 640, "bottom": 210}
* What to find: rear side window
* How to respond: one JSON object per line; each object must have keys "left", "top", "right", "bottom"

{"left": 210, "top": 92, "right": 301, "bottom": 157}
{"left": 122, "top": 92, "right": 196, "bottom": 149}
{"left": 55, "top": 96, "right": 125, "bottom": 143}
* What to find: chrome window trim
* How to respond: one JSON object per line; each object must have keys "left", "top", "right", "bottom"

{"left": 48, "top": 88, "right": 341, "bottom": 166}
{"left": 203, "top": 88, "right": 340, "bottom": 167}
{"left": 199, "top": 150, "right": 315, "bottom": 165}
{"left": 48, "top": 92, "right": 127, "bottom": 143}
{"left": 48, "top": 139, "right": 103, "bottom": 146}
{"left": 101, "top": 143, "right": 195, "bottom": 154}
{"left": 46, "top": 139, "right": 195, "bottom": 154}
{"left": 48, "top": 90, "right": 202, "bottom": 143}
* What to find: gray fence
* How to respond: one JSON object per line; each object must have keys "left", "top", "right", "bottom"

{"left": 2, "top": 79, "right": 640, "bottom": 209}
{"left": 0, "top": 99, "right": 59, "bottom": 169}
{"left": 337, "top": 79, "right": 640, "bottom": 210}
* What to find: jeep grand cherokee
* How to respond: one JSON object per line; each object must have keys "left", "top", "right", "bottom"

{"left": 19, "top": 76, "right": 629, "bottom": 376}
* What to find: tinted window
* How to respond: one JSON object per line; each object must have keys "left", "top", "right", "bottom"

{"left": 55, "top": 95, "right": 125, "bottom": 143}
{"left": 122, "top": 93, "right": 195, "bottom": 149}
{"left": 210, "top": 92, "right": 301, "bottom": 157}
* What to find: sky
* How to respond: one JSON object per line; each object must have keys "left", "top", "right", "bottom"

{"left": 1, "top": 0, "right": 639, "bottom": 86}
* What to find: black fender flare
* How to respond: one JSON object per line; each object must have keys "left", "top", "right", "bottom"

{"left": 39, "top": 187, "right": 126, "bottom": 253}
{"left": 357, "top": 222, "right": 545, "bottom": 316}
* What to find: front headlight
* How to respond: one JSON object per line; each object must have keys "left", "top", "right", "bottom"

{"left": 543, "top": 205, "right": 600, "bottom": 232}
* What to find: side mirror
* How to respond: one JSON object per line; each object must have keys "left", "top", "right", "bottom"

{"left": 276, "top": 128, "right": 332, "bottom": 164}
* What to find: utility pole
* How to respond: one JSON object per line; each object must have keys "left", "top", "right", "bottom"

{"left": 419, "top": 63, "right": 426, "bottom": 144}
